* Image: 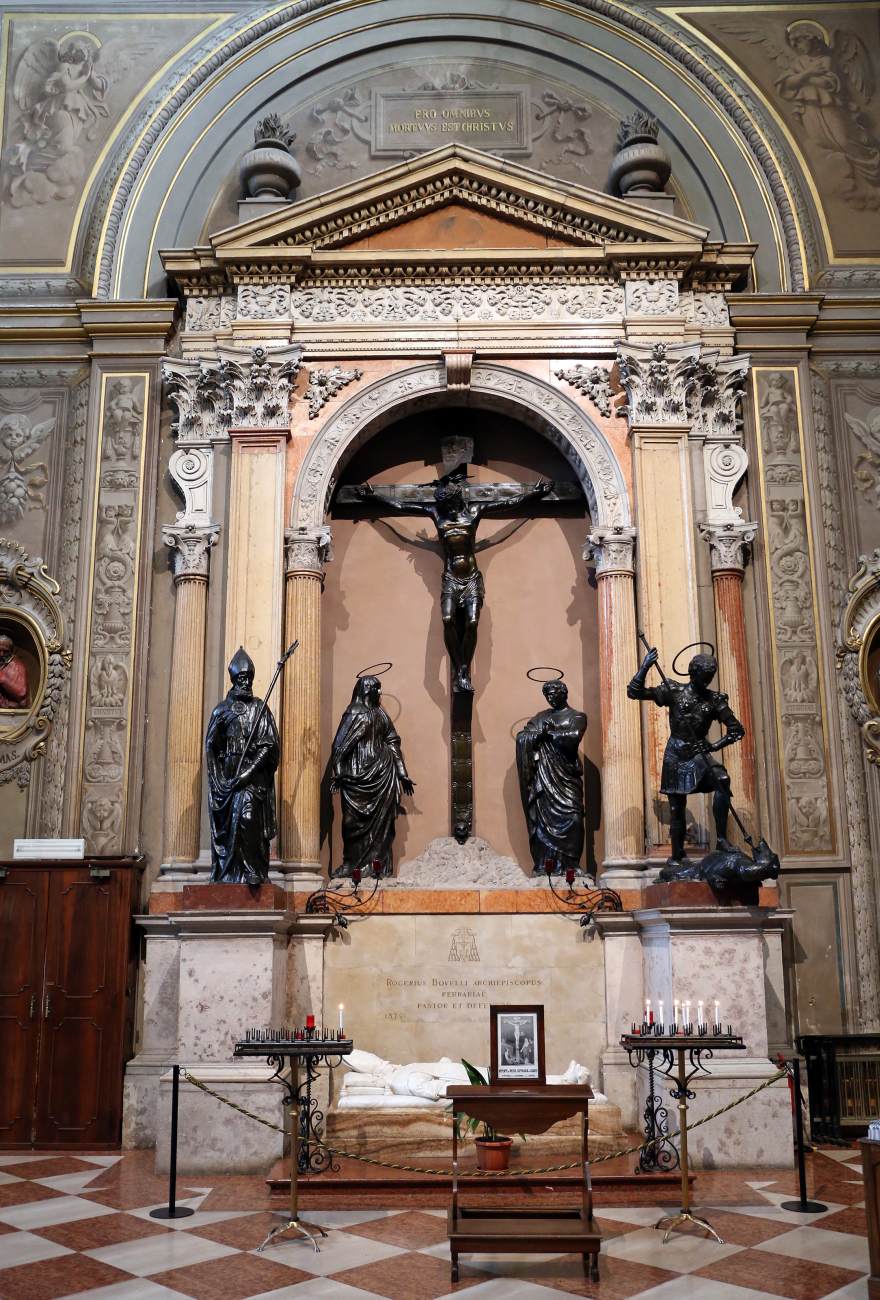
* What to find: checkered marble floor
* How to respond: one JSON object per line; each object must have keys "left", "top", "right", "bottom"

{"left": 0, "top": 1149, "right": 870, "bottom": 1299}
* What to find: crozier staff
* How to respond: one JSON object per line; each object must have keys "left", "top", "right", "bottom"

{"left": 627, "top": 637, "right": 744, "bottom": 873}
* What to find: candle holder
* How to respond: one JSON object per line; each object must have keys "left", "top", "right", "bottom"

{"left": 626, "top": 1023, "right": 680, "bottom": 1174}
{"left": 542, "top": 857, "right": 622, "bottom": 926}
{"left": 622, "top": 1027, "right": 745, "bottom": 1242}
{"left": 235, "top": 1029, "right": 354, "bottom": 1252}
{"left": 305, "top": 860, "right": 384, "bottom": 926}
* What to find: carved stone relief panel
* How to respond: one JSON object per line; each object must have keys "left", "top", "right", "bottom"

{"left": 0, "top": 13, "right": 214, "bottom": 266}
{"left": 838, "top": 382, "right": 880, "bottom": 555}
{"left": 202, "top": 58, "right": 641, "bottom": 231}
{"left": 78, "top": 373, "right": 148, "bottom": 853}
{"left": 683, "top": 8, "right": 880, "bottom": 262}
{"left": 753, "top": 368, "right": 834, "bottom": 856}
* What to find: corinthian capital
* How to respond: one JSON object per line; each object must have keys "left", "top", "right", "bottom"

{"left": 585, "top": 526, "right": 636, "bottom": 576}
{"left": 163, "top": 523, "right": 220, "bottom": 581}
{"left": 685, "top": 350, "right": 750, "bottom": 441}
{"left": 698, "top": 520, "right": 757, "bottom": 574}
{"left": 163, "top": 358, "right": 229, "bottom": 444}
{"left": 616, "top": 341, "right": 700, "bottom": 426}
{"left": 285, "top": 527, "right": 331, "bottom": 578}
{"left": 218, "top": 342, "right": 303, "bottom": 429}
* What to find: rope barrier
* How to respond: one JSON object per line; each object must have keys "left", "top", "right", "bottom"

{"left": 179, "top": 1066, "right": 788, "bottom": 1177}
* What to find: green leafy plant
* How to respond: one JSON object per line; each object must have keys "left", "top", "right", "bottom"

{"left": 448, "top": 1060, "right": 524, "bottom": 1144}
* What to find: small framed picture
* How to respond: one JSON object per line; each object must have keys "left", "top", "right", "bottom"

{"left": 489, "top": 1004, "right": 545, "bottom": 1085}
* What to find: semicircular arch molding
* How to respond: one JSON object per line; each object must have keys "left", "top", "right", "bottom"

{"left": 290, "top": 362, "right": 631, "bottom": 535}
{"left": 84, "top": 0, "right": 820, "bottom": 299}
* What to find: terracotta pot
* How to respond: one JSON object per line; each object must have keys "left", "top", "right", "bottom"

{"left": 475, "top": 1137, "right": 513, "bottom": 1172}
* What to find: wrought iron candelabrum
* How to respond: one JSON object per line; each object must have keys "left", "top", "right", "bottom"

{"left": 542, "top": 857, "right": 622, "bottom": 926}
{"left": 304, "top": 860, "right": 384, "bottom": 927}
{"left": 234, "top": 1029, "right": 353, "bottom": 1252}
{"left": 622, "top": 1022, "right": 746, "bottom": 1243}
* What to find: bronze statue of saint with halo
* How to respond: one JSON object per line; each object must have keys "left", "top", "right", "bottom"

{"left": 516, "top": 667, "right": 587, "bottom": 875}
{"left": 330, "top": 662, "right": 414, "bottom": 877}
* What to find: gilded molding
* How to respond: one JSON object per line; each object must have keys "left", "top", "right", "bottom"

{"left": 837, "top": 550, "right": 880, "bottom": 768}
{"left": 0, "top": 539, "right": 70, "bottom": 789}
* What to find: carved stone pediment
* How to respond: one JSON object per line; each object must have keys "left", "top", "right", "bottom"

{"left": 162, "top": 144, "right": 754, "bottom": 295}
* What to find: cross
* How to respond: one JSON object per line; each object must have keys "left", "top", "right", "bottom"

{"left": 336, "top": 442, "right": 583, "bottom": 843}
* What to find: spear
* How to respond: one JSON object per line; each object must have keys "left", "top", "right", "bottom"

{"left": 636, "top": 629, "right": 754, "bottom": 849}
{"left": 231, "top": 640, "right": 299, "bottom": 783}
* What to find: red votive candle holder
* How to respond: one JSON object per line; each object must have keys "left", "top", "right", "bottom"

{"left": 305, "top": 1015, "right": 315, "bottom": 1030}
{"left": 565, "top": 866, "right": 576, "bottom": 886}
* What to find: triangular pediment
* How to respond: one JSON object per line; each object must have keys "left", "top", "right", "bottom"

{"left": 161, "top": 145, "right": 755, "bottom": 289}
{"left": 213, "top": 145, "right": 709, "bottom": 253}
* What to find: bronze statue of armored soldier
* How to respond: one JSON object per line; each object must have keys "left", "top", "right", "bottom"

{"left": 516, "top": 672, "right": 587, "bottom": 874}
{"left": 628, "top": 644, "right": 744, "bottom": 872}
{"left": 357, "top": 468, "right": 551, "bottom": 693}
{"left": 205, "top": 646, "right": 280, "bottom": 885}
{"left": 330, "top": 670, "right": 414, "bottom": 877}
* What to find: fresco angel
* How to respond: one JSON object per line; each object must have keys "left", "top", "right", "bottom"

{"left": 6, "top": 36, "right": 108, "bottom": 205}
{"left": 719, "top": 18, "right": 880, "bottom": 210}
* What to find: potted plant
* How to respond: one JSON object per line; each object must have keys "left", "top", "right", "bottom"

{"left": 455, "top": 1060, "right": 515, "bottom": 1172}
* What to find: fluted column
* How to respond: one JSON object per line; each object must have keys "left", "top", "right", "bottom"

{"left": 281, "top": 528, "right": 328, "bottom": 874}
{"left": 162, "top": 524, "right": 219, "bottom": 863}
{"left": 588, "top": 527, "right": 644, "bottom": 876}
{"left": 699, "top": 521, "right": 758, "bottom": 834}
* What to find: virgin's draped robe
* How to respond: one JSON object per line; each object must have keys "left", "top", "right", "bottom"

{"left": 205, "top": 690, "right": 280, "bottom": 885}
{"left": 331, "top": 680, "right": 409, "bottom": 877}
{"left": 516, "top": 705, "right": 587, "bottom": 873}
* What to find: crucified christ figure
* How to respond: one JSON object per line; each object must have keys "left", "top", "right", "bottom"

{"left": 356, "top": 467, "right": 552, "bottom": 692}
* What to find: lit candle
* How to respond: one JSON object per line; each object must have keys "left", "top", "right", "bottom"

{"left": 673, "top": 999, "right": 680, "bottom": 1029}
{"left": 714, "top": 1000, "right": 721, "bottom": 1029}
{"left": 658, "top": 999, "right": 664, "bottom": 1027}
{"left": 338, "top": 1003, "right": 344, "bottom": 1034}
{"left": 697, "top": 1000, "right": 704, "bottom": 1029}
{"left": 645, "top": 998, "right": 653, "bottom": 1025}
{"left": 305, "top": 1014, "right": 315, "bottom": 1031}
{"left": 683, "top": 1000, "right": 691, "bottom": 1028}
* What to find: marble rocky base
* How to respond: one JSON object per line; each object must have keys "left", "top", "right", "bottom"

{"left": 326, "top": 1100, "right": 625, "bottom": 1159}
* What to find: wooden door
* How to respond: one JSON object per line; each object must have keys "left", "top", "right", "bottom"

{"left": 0, "top": 870, "right": 49, "bottom": 1144}
{"left": 34, "top": 867, "right": 132, "bottom": 1145}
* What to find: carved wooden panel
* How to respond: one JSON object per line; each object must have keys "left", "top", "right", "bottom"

{"left": 0, "top": 872, "right": 48, "bottom": 1144}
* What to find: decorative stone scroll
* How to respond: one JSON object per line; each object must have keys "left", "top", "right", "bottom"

{"left": 837, "top": 550, "right": 880, "bottom": 766}
{"left": 290, "top": 363, "right": 631, "bottom": 534}
{"left": 555, "top": 365, "right": 617, "bottom": 419}
{"left": 0, "top": 539, "right": 70, "bottom": 788}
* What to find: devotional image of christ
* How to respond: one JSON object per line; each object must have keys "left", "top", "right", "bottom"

{"left": 0, "top": 622, "right": 37, "bottom": 714}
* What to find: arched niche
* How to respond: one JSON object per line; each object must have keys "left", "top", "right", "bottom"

{"left": 290, "top": 362, "right": 630, "bottom": 535}
{"left": 313, "top": 386, "right": 610, "bottom": 870}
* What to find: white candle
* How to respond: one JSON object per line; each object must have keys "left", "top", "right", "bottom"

{"left": 645, "top": 998, "right": 652, "bottom": 1023}
{"left": 673, "top": 999, "right": 680, "bottom": 1028}
{"left": 714, "top": 1000, "right": 721, "bottom": 1028}
{"left": 338, "top": 1003, "right": 344, "bottom": 1033}
{"left": 683, "top": 1000, "right": 691, "bottom": 1027}
{"left": 697, "top": 1000, "right": 704, "bottom": 1028}
{"left": 658, "top": 999, "right": 664, "bottom": 1027}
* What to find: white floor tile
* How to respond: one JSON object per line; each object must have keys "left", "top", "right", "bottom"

{"left": 436, "top": 1280, "right": 572, "bottom": 1299}
{"left": 77, "top": 1156, "right": 124, "bottom": 1168}
{"left": 593, "top": 1205, "right": 670, "bottom": 1227}
{"left": 85, "top": 1232, "right": 239, "bottom": 1277}
{"left": 0, "top": 1173, "right": 22, "bottom": 1186}
{"left": 36, "top": 1171, "right": 106, "bottom": 1194}
{"left": 725, "top": 1199, "right": 845, "bottom": 1225}
{"left": 816, "top": 1150, "right": 862, "bottom": 1164}
{"left": 603, "top": 1223, "right": 743, "bottom": 1273}
{"left": 254, "top": 1228, "right": 404, "bottom": 1276}
{"left": 0, "top": 1194, "right": 118, "bottom": 1230}
{"left": 59, "top": 1282, "right": 193, "bottom": 1300}
{"left": 252, "top": 1281, "right": 395, "bottom": 1299}
{"left": 637, "top": 1279, "right": 787, "bottom": 1299}
{"left": 821, "top": 1279, "right": 872, "bottom": 1299}
{"left": 755, "top": 1225, "right": 870, "bottom": 1271}
{"left": 129, "top": 1206, "right": 256, "bottom": 1231}
{"left": 0, "top": 1229, "right": 73, "bottom": 1268}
